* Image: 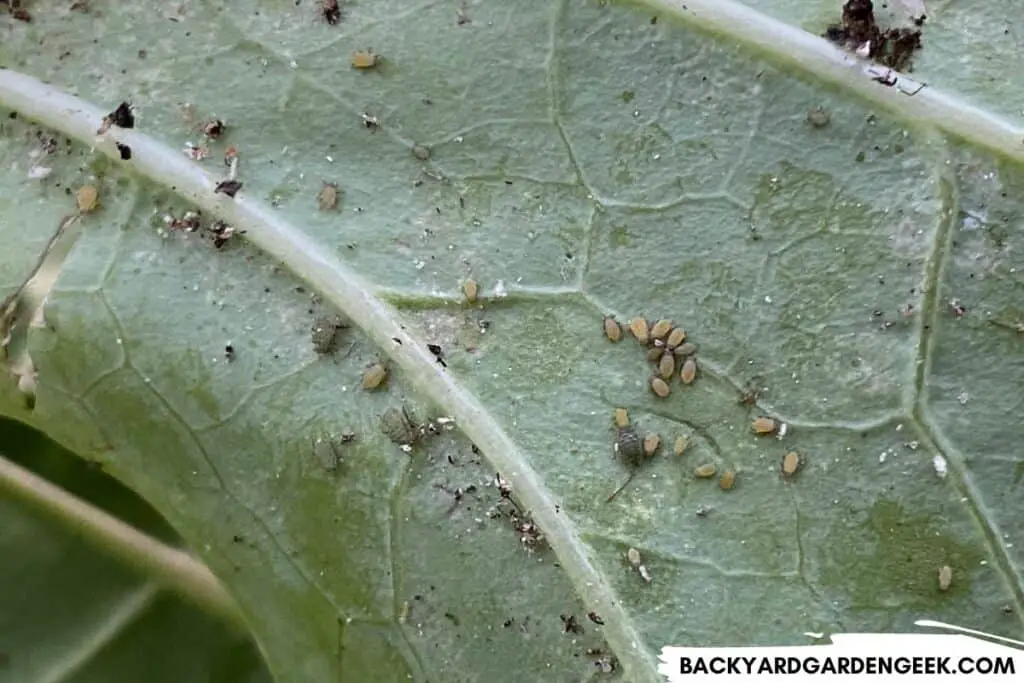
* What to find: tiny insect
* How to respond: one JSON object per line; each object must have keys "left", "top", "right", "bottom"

{"left": 351, "top": 50, "right": 379, "bottom": 69}
{"left": 97, "top": 101, "right": 135, "bottom": 134}
{"left": 214, "top": 179, "right": 242, "bottom": 197}
{"left": 645, "top": 346, "right": 663, "bottom": 363}
{"left": 781, "top": 451, "right": 803, "bottom": 478}
{"left": 649, "top": 376, "right": 670, "bottom": 398}
{"left": 665, "top": 327, "right": 686, "bottom": 349}
{"left": 679, "top": 357, "right": 697, "bottom": 385}
{"left": 658, "top": 352, "right": 675, "bottom": 379}
{"left": 603, "top": 317, "right": 622, "bottom": 342}
{"left": 694, "top": 463, "right": 717, "bottom": 478}
{"left": 311, "top": 315, "right": 346, "bottom": 354}
{"left": 380, "top": 405, "right": 423, "bottom": 447}
{"left": 628, "top": 318, "right": 649, "bottom": 344}
{"left": 319, "top": 0, "right": 341, "bottom": 24}
{"left": 76, "top": 185, "right": 99, "bottom": 213}
{"left": 208, "top": 221, "right": 238, "bottom": 248}
{"left": 752, "top": 417, "right": 777, "bottom": 434}
{"left": 462, "top": 279, "right": 478, "bottom": 303}
{"left": 673, "top": 436, "right": 689, "bottom": 456}
{"left": 806, "top": 107, "right": 830, "bottom": 127}
{"left": 626, "top": 547, "right": 642, "bottom": 567}
{"left": 360, "top": 112, "right": 380, "bottom": 130}
{"left": 606, "top": 415, "right": 644, "bottom": 503}
{"left": 938, "top": 565, "right": 953, "bottom": 591}
{"left": 317, "top": 182, "right": 340, "bottom": 211}
{"left": 116, "top": 142, "right": 132, "bottom": 160}
{"left": 673, "top": 342, "right": 697, "bottom": 358}
{"left": 202, "top": 119, "right": 226, "bottom": 139}
{"left": 311, "top": 434, "right": 345, "bottom": 471}
{"left": 642, "top": 433, "right": 660, "bottom": 457}
{"left": 649, "top": 319, "right": 672, "bottom": 340}
{"left": 362, "top": 362, "right": 388, "bottom": 390}
{"left": 719, "top": 470, "right": 737, "bottom": 490}
{"left": 411, "top": 144, "right": 431, "bottom": 161}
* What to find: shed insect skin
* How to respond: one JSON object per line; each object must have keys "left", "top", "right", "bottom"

{"left": 694, "top": 463, "right": 717, "bottom": 478}
{"left": 673, "top": 436, "right": 689, "bottom": 456}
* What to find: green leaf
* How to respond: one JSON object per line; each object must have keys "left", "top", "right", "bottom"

{"left": 2, "top": 1, "right": 1023, "bottom": 681}
{"left": 0, "top": 419, "right": 270, "bottom": 683}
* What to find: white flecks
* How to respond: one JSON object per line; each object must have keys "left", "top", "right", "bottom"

{"left": 957, "top": 390, "right": 969, "bottom": 405}
{"left": 804, "top": 632, "right": 825, "bottom": 640}
{"left": 932, "top": 454, "right": 948, "bottom": 479}
{"left": 453, "top": 135, "right": 464, "bottom": 143}
{"left": 325, "top": 155, "right": 334, "bottom": 163}
{"left": 896, "top": 423, "right": 904, "bottom": 432}
{"left": 879, "top": 452, "right": 887, "bottom": 464}
{"left": 904, "top": 440, "right": 920, "bottom": 450}
{"left": 856, "top": 41, "right": 871, "bottom": 58}
{"left": 493, "top": 280, "right": 507, "bottom": 298}
{"left": 27, "top": 165, "right": 52, "bottom": 180}
{"left": 764, "top": 295, "right": 773, "bottom": 304}
{"left": 776, "top": 422, "right": 788, "bottom": 439}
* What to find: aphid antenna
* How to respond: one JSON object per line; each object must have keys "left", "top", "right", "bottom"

{"left": 604, "top": 470, "right": 636, "bottom": 504}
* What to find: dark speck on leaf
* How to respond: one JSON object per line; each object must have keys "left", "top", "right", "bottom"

{"left": 586, "top": 611, "right": 604, "bottom": 625}
{"left": 560, "top": 614, "right": 584, "bottom": 635}
{"left": 215, "top": 180, "right": 242, "bottom": 197}
{"left": 116, "top": 142, "right": 132, "bottom": 160}
{"left": 106, "top": 102, "right": 135, "bottom": 129}
{"left": 427, "top": 343, "right": 447, "bottom": 367}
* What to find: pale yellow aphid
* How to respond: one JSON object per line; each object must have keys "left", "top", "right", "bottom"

{"left": 658, "top": 352, "right": 675, "bottom": 379}
{"left": 665, "top": 327, "right": 686, "bottom": 348}
{"left": 626, "top": 547, "right": 642, "bottom": 567}
{"left": 462, "top": 279, "right": 478, "bottom": 303}
{"left": 362, "top": 363, "right": 388, "bottom": 390}
{"left": 603, "top": 317, "right": 622, "bottom": 342}
{"left": 719, "top": 470, "right": 737, "bottom": 491}
{"left": 679, "top": 357, "right": 697, "bottom": 385}
{"left": 351, "top": 50, "right": 379, "bottom": 69}
{"left": 694, "top": 463, "right": 717, "bottom": 478}
{"left": 613, "top": 408, "right": 630, "bottom": 429}
{"left": 673, "top": 342, "right": 697, "bottom": 357}
{"left": 781, "top": 451, "right": 803, "bottom": 477}
{"left": 649, "top": 319, "right": 672, "bottom": 340}
{"left": 646, "top": 347, "right": 663, "bottom": 363}
{"left": 76, "top": 185, "right": 99, "bottom": 213}
{"left": 938, "top": 565, "right": 953, "bottom": 591}
{"left": 649, "top": 376, "right": 670, "bottom": 398}
{"left": 628, "top": 318, "right": 649, "bottom": 344}
{"left": 752, "top": 417, "right": 777, "bottom": 434}
{"left": 673, "top": 436, "right": 690, "bottom": 457}
{"left": 318, "top": 182, "right": 339, "bottom": 211}
{"left": 642, "top": 434, "right": 660, "bottom": 457}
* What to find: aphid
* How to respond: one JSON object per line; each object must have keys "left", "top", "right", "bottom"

{"left": 694, "top": 463, "right": 717, "bottom": 478}
{"left": 208, "top": 221, "right": 238, "bottom": 248}
{"left": 311, "top": 434, "right": 344, "bottom": 471}
{"left": 781, "top": 451, "right": 803, "bottom": 477}
{"left": 719, "top": 470, "right": 737, "bottom": 490}
{"left": 351, "top": 50, "right": 378, "bottom": 69}
{"left": 938, "top": 565, "right": 953, "bottom": 591}
{"left": 97, "top": 101, "right": 135, "bottom": 134}
{"left": 202, "top": 119, "right": 226, "bottom": 139}
{"left": 362, "top": 363, "right": 388, "bottom": 390}
{"left": 76, "top": 185, "right": 99, "bottom": 213}
{"left": 628, "top": 318, "right": 649, "bottom": 344}
{"left": 379, "top": 405, "right": 422, "bottom": 446}
{"left": 649, "top": 319, "right": 672, "bottom": 340}
{"left": 806, "top": 107, "right": 830, "bottom": 127}
{"left": 679, "top": 357, "right": 697, "bottom": 384}
{"left": 319, "top": 0, "right": 341, "bottom": 24}
{"left": 318, "top": 182, "right": 340, "bottom": 211}
{"left": 411, "top": 144, "right": 431, "bottom": 161}
{"left": 665, "top": 327, "right": 686, "bottom": 349}
{"left": 603, "top": 317, "right": 622, "bottom": 342}
{"left": 673, "top": 436, "right": 689, "bottom": 457}
{"left": 658, "top": 352, "right": 675, "bottom": 379}
{"left": 311, "top": 315, "right": 346, "bottom": 354}
{"left": 462, "top": 279, "right": 478, "bottom": 303}
{"left": 214, "top": 179, "right": 242, "bottom": 197}
{"left": 626, "top": 547, "right": 641, "bottom": 567}
{"left": 607, "top": 418, "right": 643, "bottom": 503}
{"left": 116, "top": 142, "right": 132, "bottom": 160}
{"left": 673, "top": 342, "right": 697, "bottom": 357}
{"left": 645, "top": 347, "right": 663, "bottom": 363}
{"left": 642, "top": 434, "right": 660, "bottom": 457}
{"left": 649, "top": 376, "right": 670, "bottom": 398}
{"left": 752, "top": 417, "right": 777, "bottom": 434}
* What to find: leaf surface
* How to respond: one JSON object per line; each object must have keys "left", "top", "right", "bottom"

{"left": 1, "top": 1, "right": 1023, "bottom": 681}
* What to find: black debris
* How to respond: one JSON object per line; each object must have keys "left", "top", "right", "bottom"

{"left": 215, "top": 179, "right": 242, "bottom": 197}
{"left": 116, "top": 142, "right": 132, "bottom": 160}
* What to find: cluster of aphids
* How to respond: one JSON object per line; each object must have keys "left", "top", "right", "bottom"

{"left": 603, "top": 317, "right": 698, "bottom": 398}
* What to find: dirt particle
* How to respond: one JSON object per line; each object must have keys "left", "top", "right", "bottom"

{"left": 214, "top": 180, "right": 242, "bottom": 198}
{"left": 115, "top": 142, "right": 132, "bottom": 160}
{"left": 319, "top": 0, "right": 341, "bottom": 24}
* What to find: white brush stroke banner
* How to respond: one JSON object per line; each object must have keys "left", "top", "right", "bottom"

{"left": 659, "top": 621, "right": 1024, "bottom": 683}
